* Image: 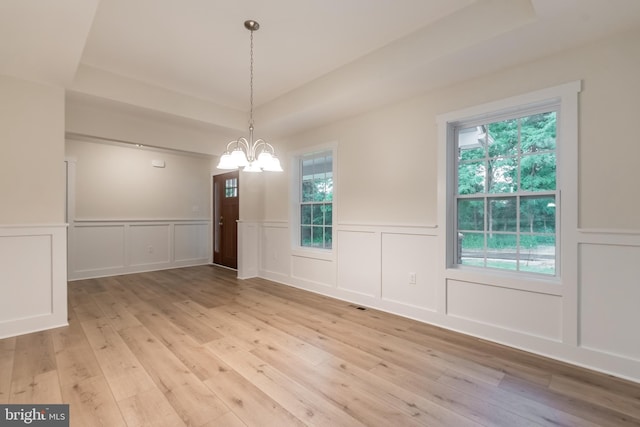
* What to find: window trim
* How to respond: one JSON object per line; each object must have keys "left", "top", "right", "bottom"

{"left": 290, "top": 142, "right": 337, "bottom": 258}
{"left": 436, "top": 81, "right": 580, "bottom": 294}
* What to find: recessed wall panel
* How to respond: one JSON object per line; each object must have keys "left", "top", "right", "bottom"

{"left": 336, "top": 230, "right": 379, "bottom": 297}
{"left": 0, "top": 226, "right": 67, "bottom": 339}
{"left": 580, "top": 243, "right": 640, "bottom": 360}
{"left": 381, "top": 233, "right": 437, "bottom": 310}
{"left": 0, "top": 235, "right": 52, "bottom": 321}
{"left": 74, "top": 225, "right": 125, "bottom": 271}
{"left": 447, "top": 279, "right": 562, "bottom": 340}
{"left": 129, "top": 224, "right": 170, "bottom": 266}
{"left": 291, "top": 255, "right": 335, "bottom": 287}
{"left": 261, "top": 225, "right": 290, "bottom": 276}
{"left": 174, "top": 223, "right": 208, "bottom": 262}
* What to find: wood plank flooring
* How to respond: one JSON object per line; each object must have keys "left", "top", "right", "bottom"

{"left": 2, "top": 265, "right": 639, "bottom": 426}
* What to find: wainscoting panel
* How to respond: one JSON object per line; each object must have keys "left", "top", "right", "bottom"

{"left": 446, "top": 279, "right": 563, "bottom": 340}
{"left": 174, "top": 223, "right": 209, "bottom": 262}
{"left": 1, "top": 235, "right": 52, "bottom": 319}
{"left": 260, "top": 223, "right": 290, "bottom": 277}
{"left": 129, "top": 224, "right": 170, "bottom": 266}
{"left": 73, "top": 224, "right": 125, "bottom": 271}
{"left": 69, "top": 220, "right": 210, "bottom": 280}
{"left": 0, "top": 225, "right": 67, "bottom": 339}
{"left": 579, "top": 242, "right": 640, "bottom": 361}
{"left": 336, "top": 230, "right": 379, "bottom": 297}
{"left": 291, "top": 255, "right": 335, "bottom": 287}
{"left": 238, "top": 221, "right": 258, "bottom": 279}
{"left": 381, "top": 232, "right": 438, "bottom": 310}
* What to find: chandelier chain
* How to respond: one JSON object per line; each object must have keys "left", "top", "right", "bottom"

{"left": 249, "top": 28, "right": 254, "bottom": 128}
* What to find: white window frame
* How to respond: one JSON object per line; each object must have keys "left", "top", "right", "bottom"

{"left": 437, "top": 81, "right": 580, "bottom": 294}
{"left": 290, "top": 143, "right": 337, "bottom": 259}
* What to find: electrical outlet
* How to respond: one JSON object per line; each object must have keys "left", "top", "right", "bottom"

{"left": 408, "top": 272, "right": 417, "bottom": 285}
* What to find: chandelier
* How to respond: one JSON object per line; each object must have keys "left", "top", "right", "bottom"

{"left": 217, "top": 20, "right": 282, "bottom": 172}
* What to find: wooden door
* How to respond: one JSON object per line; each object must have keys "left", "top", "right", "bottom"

{"left": 213, "top": 171, "right": 239, "bottom": 269}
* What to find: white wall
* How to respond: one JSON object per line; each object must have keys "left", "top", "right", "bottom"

{"left": 66, "top": 139, "right": 212, "bottom": 220}
{"left": 0, "top": 75, "right": 65, "bottom": 224}
{"left": 249, "top": 28, "right": 640, "bottom": 382}
{"left": 0, "top": 74, "right": 67, "bottom": 338}
{"left": 66, "top": 138, "right": 213, "bottom": 279}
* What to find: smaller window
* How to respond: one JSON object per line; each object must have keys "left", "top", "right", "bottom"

{"left": 299, "top": 150, "right": 333, "bottom": 249}
{"left": 225, "top": 178, "right": 238, "bottom": 198}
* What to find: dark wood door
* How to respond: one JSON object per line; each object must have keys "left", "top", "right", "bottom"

{"left": 213, "top": 171, "right": 239, "bottom": 269}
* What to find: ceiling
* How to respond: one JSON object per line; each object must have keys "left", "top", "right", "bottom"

{"left": 2, "top": 0, "right": 640, "bottom": 145}
{"left": 81, "top": 0, "right": 476, "bottom": 111}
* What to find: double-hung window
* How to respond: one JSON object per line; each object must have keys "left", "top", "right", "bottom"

{"left": 439, "top": 81, "right": 580, "bottom": 282}
{"left": 299, "top": 150, "right": 333, "bottom": 249}
{"left": 455, "top": 108, "right": 558, "bottom": 275}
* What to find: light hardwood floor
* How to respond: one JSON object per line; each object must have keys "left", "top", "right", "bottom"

{"left": 1, "top": 265, "right": 639, "bottom": 426}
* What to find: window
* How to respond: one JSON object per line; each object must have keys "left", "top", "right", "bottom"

{"left": 438, "top": 81, "right": 580, "bottom": 283}
{"left": 225, "top": 177, "right": 238, "bottom": 197}
{"left": 299, "top": 150, "right": 333, "bottom": 249}
{"left": 455, "top": 110, "right": 558, "bottom": 275}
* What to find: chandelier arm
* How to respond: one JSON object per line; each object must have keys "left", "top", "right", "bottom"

{"left": 263, "top": 141, "right": 277, "bottom": 154}
{"left": 236, "top": 137, "right": 250, "bottom": 151}
{"left": 225, "top": 140, "right": 238, "bottom": 151}
{"left": 252, "top": 140, "right": 277, "bottom": 155}
{"left": 225, "top": 138, "right": 250, "bottom": 151}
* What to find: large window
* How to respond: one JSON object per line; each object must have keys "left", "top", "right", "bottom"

{"left": 454, "top": 109, "right": 558, "bottom": 275}
{"left": 439, "top": 82, "right": 580, "bottom": 286}
{"left": 299, "top": 150, "right": 333, "bottom": 249}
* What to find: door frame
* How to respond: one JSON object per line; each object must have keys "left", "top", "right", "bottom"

{"left": 212, "top": 170, "right": 239, "bottom": 269}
